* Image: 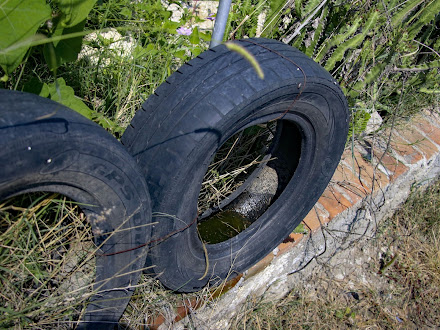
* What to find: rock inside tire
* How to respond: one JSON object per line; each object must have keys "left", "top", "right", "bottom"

{"left": 0, "top": 90, "right": 152, "bottom": 328}
{"left": 122, "top": 38, "right": 349, "bottom": 292}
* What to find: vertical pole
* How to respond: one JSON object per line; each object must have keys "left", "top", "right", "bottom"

{"left": 209, "top": 0, "right": 232, "bottom": 48}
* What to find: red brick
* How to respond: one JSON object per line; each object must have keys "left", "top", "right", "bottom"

{"left": 211, "top": 275, "right": 243, "bottom": 299}
{"left": 422, "top": 109, "right": 440, "bottom": 127}
{"left": 246, "top": 252, "right": 274, "bottom": 278}
{"left": 396, "top": 126, "right": 438, "bottom": 160}
{"left": 331, "top": 163, "right": 350, "bottom": 182}
{"left": 331, "top": 163, "right": 369, "bottom": 200}
{"left": 301, "top": 208, "right": 322, "bottom": 232}
{"left": 318, "top": 188, "right": 352, "bottom": 220}
{"left": 314, "top": 202, "right": 331, "bottom": 224}
{"left": 387, "top": 131, "right": 423, "bottom": 165}
{"left": 340, "top": 150, "right": 389, "bottom": 194}
{"left": 335, "top": 183, "right": 364, "bottom": 205}
{"left": 277, "top": 233, "right": 304, "bottom": 256}
{"left": 373, "top": 146, "right": 408, "bottom": 182}
{"left": 340, "top": 148, "right": 354, "bottom": 163}
{"left": 412, "top": 115, "right": 440, "bottom": 146}
{"left": 351, "top": 151, "right": 390, "bottom": 191}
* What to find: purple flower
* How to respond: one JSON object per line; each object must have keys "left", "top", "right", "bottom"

{"left": 177, "top": 27, "right": 192, "bottom": 36}
{"left": 206, "top": 13, "right": 216, "bottom": 21}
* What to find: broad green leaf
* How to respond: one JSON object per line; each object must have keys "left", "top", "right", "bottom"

{"left": 173, "top": 49, "right": 186, "bottom": 59}
{"left": 43, "top": 19, "right": 86, "bottom": 70}
{"left": 40, "top": 83, "right": 49, "bottom": 98}
{"left": 133, "top": 44, "right": 154, "bottom": 60}
{"left": 191, "top": 47, "right": 202, "bottom": 57}
{"left": 23, "top": 76, "right": 49, "bottom": 97}
{"left": 48, "top": 77, "right": 92, "bottom": 119}
{"left": 199, "top": 31, "right": 212, "bottom": 42}
{"left": 54, "top": 0, "right": 97, "bottom": 28}
{"left": 163, "top": 20, "right": 180, "bottom": 33}
{"left": 120, "top": 7, "right": 131, "bottom": 19}
{"left": 190, "top": 26, "right": 200, "bottom": 45}
{"left": 0, "top": 0, "right": 51, "bottom": 74}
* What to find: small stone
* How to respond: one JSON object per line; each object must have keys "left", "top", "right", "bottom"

{"left": 364, "top": 110, "right": 383, "bottom": 135}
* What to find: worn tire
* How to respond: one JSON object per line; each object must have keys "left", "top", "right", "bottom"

{"left": 0, "top": 90, "right": 151, "bottom": 328}
{"left": 122, "top": 38, "right": 349, "bottom": 292}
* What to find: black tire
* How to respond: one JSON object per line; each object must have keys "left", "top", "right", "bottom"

{"left": 122, "top": 38, "right": 349, "bottom": 292}
{"left": 0, "top": 90, "right": 151, "bottom": 328}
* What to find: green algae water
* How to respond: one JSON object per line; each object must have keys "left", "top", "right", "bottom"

{"left": 197, "top": 210, "right": 252, "bottom": 244}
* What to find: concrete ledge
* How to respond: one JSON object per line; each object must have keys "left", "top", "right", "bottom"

{"left": 155, "top": 110, "right": 440, "bottom": 329}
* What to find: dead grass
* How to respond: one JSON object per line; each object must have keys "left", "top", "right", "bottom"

{"left": 0, "top": 193, "right": 96, "bottom": 328}
{"left": 198, "top": 123, "right": 276, "bottom": 215}
{"left": 121, "top": 273, "right": 210, "bottom": 329}
{"left": 230, "top": 180, "right": 440, "bottom": 329}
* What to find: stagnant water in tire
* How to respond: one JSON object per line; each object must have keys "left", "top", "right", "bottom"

{"left": 0, "top": 193, "right": 95, "bottom": 328}
{"left": 197, "top": 121, "right": 301, "bottom": 244}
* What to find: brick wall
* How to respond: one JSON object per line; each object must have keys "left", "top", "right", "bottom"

{"left": 150, "top": 110, "right": 440, "bottom": 329}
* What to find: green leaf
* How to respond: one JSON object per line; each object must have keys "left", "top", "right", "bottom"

{"left": 54, "top": 0, "right": 97, "bottom": 28}
{"left": 92, "top": 112, "right": 121, "bottom": 133}
{"left": 40, "top": 83, "right": 50, "bottom": 98}
{"left": 420, "top": 87, "right": 440, "bottom": 94}
{"left": 43, "top": 19, "right": 86, "bottom": 70}
{"left": 173, "top": 49, "right": 186, "bottom": 59}
{"left": 407, "top": 0, "right": 440, "bottom": 39}
{"left": 295, "top": 0, "right": 303, "bottom": 18}
{"left": 47, "top": 77, "right": 92, "bottom": 119}
{"left": 391, "top": 0, "right": 424, "bottom": 27}
{"left": 23, "top": 77, "right": 49, "bottom": 97}
{"left": 293, "top": 223, "right": 308, "bottom": 234}
{"left": 120, "top": 7, "right": 132, "bottom": 19}
{"left": 199, "top": 31, "right": 212, "bottom": 42}
{"left": 163, "top": 20, "right": 180, "bottom": 33}
{"left": 324, "top": 34, "right": 364, "bottom": 71}
{"left": 194, "top": 16, "right": 205, "bottom": 23}
{"left": 190, "top": 26, "right": 200, "bottom": 45}
{"left": 0, "top": 0, "right": 51, "bottom": 74}
{"left": 191, "top": 47, "right": 202, "bottom": 57}
{"left": 133, "top": 44, "right": 155, "bottom": 59}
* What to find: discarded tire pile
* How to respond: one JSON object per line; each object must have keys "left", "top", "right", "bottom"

{"left": 0, "top": 39, "right": 348, "bottom": 328}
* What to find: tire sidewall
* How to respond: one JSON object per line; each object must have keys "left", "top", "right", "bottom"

{"left": 150, "top": 79, "right": 348, "bottom": 290}
{"left": 0, "top": 90, "right": 152, "bottom": 324}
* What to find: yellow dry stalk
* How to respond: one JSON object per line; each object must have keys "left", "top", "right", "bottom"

{"left": 225, "top": 42, "right": 265, "bottom": 79}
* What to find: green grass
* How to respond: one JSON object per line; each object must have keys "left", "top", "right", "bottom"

{"left": 3, "top": 0, "right": 210, "bottom": 136}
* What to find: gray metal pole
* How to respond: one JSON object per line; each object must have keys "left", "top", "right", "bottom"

{"left": 210, "top": 0, "right": 232, "bottom": 48}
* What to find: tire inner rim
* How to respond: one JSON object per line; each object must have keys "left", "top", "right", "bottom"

{"left": 197, "top": 120, "right": 301, "bottom": 244}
